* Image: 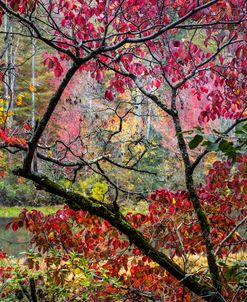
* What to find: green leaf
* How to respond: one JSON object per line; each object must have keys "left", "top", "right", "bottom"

{"left": 219, "top": 140, "right": 236, "bottom": 159}
{"left": 225, "top": 266, "right": 235, "bottom": 281}
{"left": 235, "top": 122, "right": 247, "bottom": 135}
{"left": 218, "top": 261, "right": 227, "bottom": 267}
{"left": 194, "top": 126, "right": 204, "bottom": 131}
{"left": 189, "top": 135, "right": 204, "bottom": 149}
{"left": 219, "top": 139, "right": 232, "bottom": 151}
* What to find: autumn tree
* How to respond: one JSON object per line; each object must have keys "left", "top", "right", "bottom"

{"left": 0, "top": 0, "right": 247, "bottom": 301}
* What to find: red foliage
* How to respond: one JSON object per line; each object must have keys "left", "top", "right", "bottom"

{"left": 0, "top": 129, "right": 26, "bottom": 146}
{"left": 5, "top": 156, "right": 246, "bottom": 300}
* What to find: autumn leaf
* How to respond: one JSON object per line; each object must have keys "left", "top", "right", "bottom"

{"left": 189, "top": 135, "right": 204, "bottom": 149}
{"left": 29, "top": 84, "right": 37, "bottom": 92}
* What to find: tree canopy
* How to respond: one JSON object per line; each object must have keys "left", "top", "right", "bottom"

{"left": 0, "top": 1, "right": 246, "bottom": 301}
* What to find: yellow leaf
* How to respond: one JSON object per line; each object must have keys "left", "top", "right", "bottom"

{"left": 48, "top": 232, "right": 55, "bottom": 239}
{"left": 29, "top": 84, "right": 37, "bottom": 92}
{"left": 172, "top": 198, "right": 176, "bottom": 205}
{"left": 233, "top": 89, "right": 241, "bottom": 96}
{"left": 16, "top": 95, "right": 23, "bottom": 106}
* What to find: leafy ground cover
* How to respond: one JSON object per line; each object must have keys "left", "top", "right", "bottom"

{"left": 0, "top": 248, "right": 246, "bottom": 302}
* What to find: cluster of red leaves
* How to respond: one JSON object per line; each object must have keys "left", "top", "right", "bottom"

{"left": 4, "top": 206, "right": 191, "bottom": 300}
{"left": 8, "top": 0, "right": 35, "bottom": 14}
{"left": 199, "top": 41, "right": 247, "bottom": 123}
{"left": 44, "top": 55, "right": 64, "bottom": 78}
{"left": 0, "top": 128, "right": 26, "bottom": 146}
{"left": 0, "top": 1, "right": 246, "bottom": 97}
{"left": 5, "top": 157, "right": 246, "bottom": 300}
{"left": 37, "top": 1, "right": 247, "bottom": 120}
{"left": 198, "top": 156, "right": 247, "bottom": 255}
{"left": 0, "top": 250, "right": 13, "bottom": 283}
{"left": 10, "top": 0, "right": 242, "bottom": 122}
{"left": 5, "top": 0, "right": 244, "bottom": 30}
{"left": 148, "top": 156, "right": 246, "bottom": 257}
{"left": 0, "top": 265, "right": 13, "bottom": 282}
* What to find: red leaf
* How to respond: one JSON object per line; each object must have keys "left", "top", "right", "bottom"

{"left": 96, "top": 70, "right": 104, "bottom": 82}
{"left": 112, "top": 239, "right": 119, "bottom": 250}
{"left": 23, "top": 123, "right": 32, "bottom": 131}
{"left": 5, "top": 222, "right": 12, "bottom": 231}
{"left": 44, "top": 57, "right": 54, "bottom": 69}
{"left": 54, "top": 65, "right": 63, "bottom": 77}
{"left": 154, "top": 79, "right": 161, "bottom": 88}
{"left": 77, "top": 15, "right": 85, "bottom": 26}
{"left": 0, "top": 71, "right": 4, "bottom": 81}
{"left": 105, "top": 89, "right": 113, "bottom": 101}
